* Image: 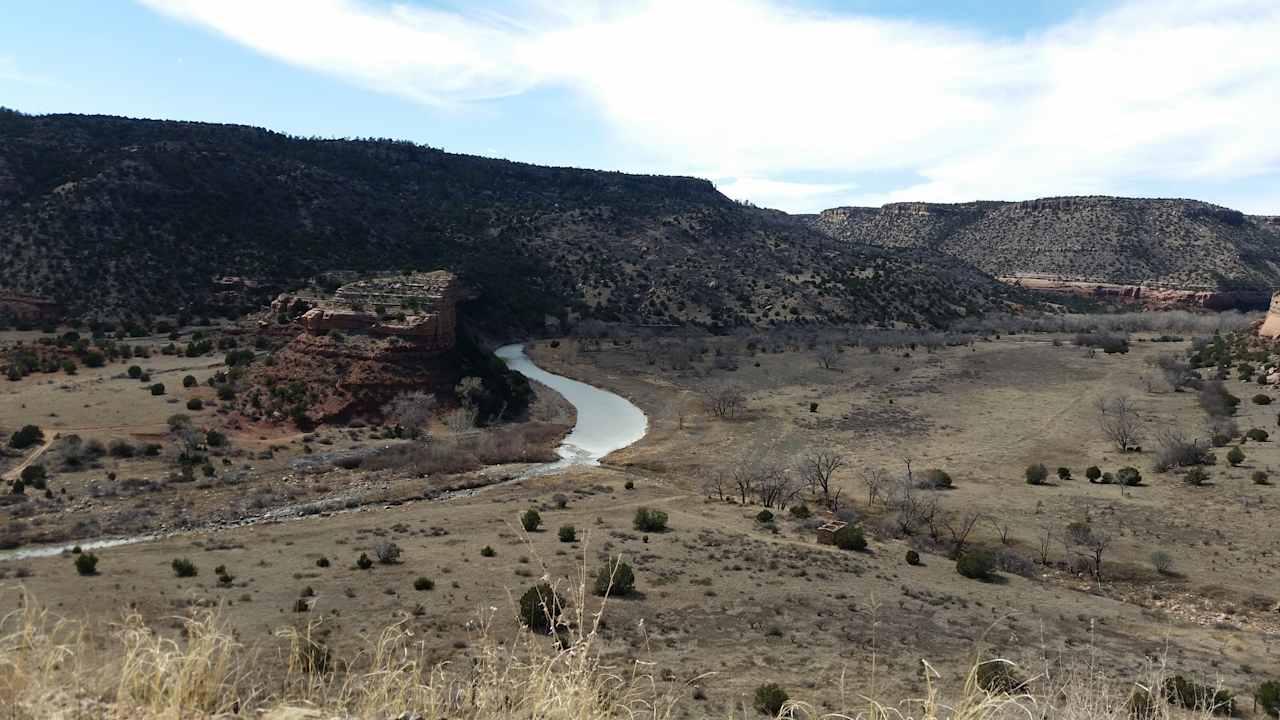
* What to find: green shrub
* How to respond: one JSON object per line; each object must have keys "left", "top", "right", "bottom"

{"left": 74, "top": 553, "right": 99, "bottom": 576}
{"left": 480, "top": 545, "right": 496, "bottom": 557}
{"left": 755, "top": 509, "right": 774, "bottom": 524}
{"left": 1117, "top": 467, "right": 1142, "bottom": 486}
{"left": 975, "top": 660, "right": 1026, "bottom": 694}
{"left": 356, "top": 553, "right": 373, "bottom": 570}
{"left": 956, "top": 550, "right": 996, "bottom": 580}
{"left": 833, "top": 524, "right": 867, "bottom": 551}
{"left": 1257, "top": 680, "right": 1280, "bottom": 718}
{"left": 186, "top": 398, "right": 204, "bottom": 411}
{"left": 906, "top": 550, "right": 921, "bottom": 566}
{"left": 1025, "top": 463, "right": 1049, "bottom": 485}
{"left": 149, "top": 383, "right": 166, "bottom": 396}
{"left": 593, "top": 557, "right": 636, "bottom": 597}
{"left": 753, "top": 683, "right": 789, "bottom": 716}
{"left": 108, "top": 439, "right": 136, "bottom": 458}
{"left": 8, "top": 425, "right": 43, "bottom": 449}
{"left": 923, "top": 468, "right": 952, "bottom": 489}
{"left": 413, "top": 576, "right": 434, "bottom": 591}
{"left": 315, "top": 556, "right": 330, "bottom": 568}
{"left": 517, "top": 583, "right": 564, "bottom": 634}
{"left": 1163, "top": 675, "right": 1235, "bottom": 716}
{"left": 633, "top": 507, "right": 668, "bottom": 532}
{"left": 1253, "top": 470, "right": 1271, "bottom": 485}
{"left": 1056, "top": 467, "right": 1071, "bottom": 481}
{"left": 558, "top": 525, "right": 576, "bottom": 542}
{"left": 1254, "top": 394, "right": 1273, "bottom": 405}
{"left": 520, "top": 509, "right": 542, "bottom": 532}
{"left": 1184, "top": 467, "right": 1211, "bottom": 486}
{"left": 127, "top": 365, "right": 142, "bottom": 379}
{"left": 623, "top": 479, "right": 635, "bottom": 490}
{"left": 205, "top": 430, "right": 228, "bottom": 448}
{"left": 182, "top": 374, "right": 197, "bottom": 388}
{"left": 171, "top": 558, "right": 198, "bottom": 577}
{"left": 1085, "top": 465, "right": 1102, "bottom": 482}
{"left": 1247, "top": 428, "right": 1270, "bottom": 442}
{"left": 789, "top": 503, "right": 811, "bottom": 519}
{"left": 1227, "top": 446, "right": 1245, "bottom": 466}
{"left": 20, "top": 464, "right": 47, "bottom": 488}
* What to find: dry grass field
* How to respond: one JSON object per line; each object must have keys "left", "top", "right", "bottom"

{"left": 3, "top": 330, "right": 1278, "bottom": 716}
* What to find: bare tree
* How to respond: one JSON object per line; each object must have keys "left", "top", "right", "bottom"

{"left": 1036, "top": 524, "right": 1055, "bottom": 565}
{"left": 861, "top": 467, "right": 889, "bottom": 507}
{"left": 816, "top": 344, "right": 843, "bottom": 371}
{"left": 382, "top": 391, "right": 436, "bottom": 439}
{"left": 701, "top": 383, "right": 746, "bottom": 419}
{"left": 888, "top": 472, "right": 926, "bottom": 535}
{"left": 988, "top": 517, "right": 1013, "bottom": 545}
{"left": 1095, "top": 396, "right": 1142, "bottom": 452}
{"left": 701, "top": 470, "right": 728, "bottom": 501}
{"left": 796, "top": 450, "right": 845, "bottom": 501}
{"left": 757, "top": 468, "right": 801, "bottom": 509}
{"left": 1066, "top": 521, "right": 1112, "bottom": 581}
{"left": 945, "top": 510, "right": 983, "bottom": 556}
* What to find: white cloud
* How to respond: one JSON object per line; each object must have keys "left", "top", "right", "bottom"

{"left": 138, "top": 0, "right": 1280, "bottom": 211}
{"left": 714, "top": 177, "right": 859, "bottom": 213}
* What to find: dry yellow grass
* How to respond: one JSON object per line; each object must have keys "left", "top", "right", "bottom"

{"left": 0, "top": 578, "right": 1231, "bottom": 720}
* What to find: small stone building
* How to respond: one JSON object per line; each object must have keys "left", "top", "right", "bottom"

{"left": 816, "top": 518, "right": 848, "bottom": 545}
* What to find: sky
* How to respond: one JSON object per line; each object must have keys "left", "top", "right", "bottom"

{"left": 2, "top": 0, "right": 1279, "bottom": 214}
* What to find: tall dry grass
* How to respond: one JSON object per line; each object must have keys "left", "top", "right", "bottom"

{"left": 0, "top": 574, "right": 1238, "bottom": 720}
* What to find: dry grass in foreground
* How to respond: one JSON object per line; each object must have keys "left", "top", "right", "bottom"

{"left": 0, "top": 574, "right": 1239, "bottom": 720}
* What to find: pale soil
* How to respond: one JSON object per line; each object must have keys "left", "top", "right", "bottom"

{"left": 3, "top": 334, "right": 1278, "bottom": 716}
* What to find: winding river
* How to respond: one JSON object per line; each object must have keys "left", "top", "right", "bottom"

{"left": 0, "top": 344, "right": 648, "bottom": 561}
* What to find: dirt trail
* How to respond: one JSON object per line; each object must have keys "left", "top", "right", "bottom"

{"left": 2, "top": 435, "right": 56, "bottom": 482}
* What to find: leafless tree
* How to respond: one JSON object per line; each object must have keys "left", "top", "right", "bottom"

{"left": 988, "top": 517, "right": 1013, "bottom": 545}
{"left": 757, "top": 468, "right": 801, "bottom": 509}
{"left": 1036, "top": 524, "right": 1055, "bottom": 565}
{"left": 701, "top": 470, "right": 728, "bottom": 501}
{"left": 888, "top": 472, "right": 927, "bottom": 535}
{"left": 701, "top": 383, "right": 746, "bottom": 419}
{"left": 816, "top": 344, "right": 843, "bottom": 371}
{"left": 1096, "top": 396, "right": 1142, "bottom": 452}
{"left": 382, "top": 391, "right": 436, "bottom": 439}
{"left": 861, "top": 467, "right": 890, "bottom": 507}
{"left": 796, "top": 450, "right": 845, "bottom": 501}
{"left": 945, "top": 511, "right": 983, "bottom": 556}
{"left": 1066, "top": 521, "right": 1112, "bottom": 581}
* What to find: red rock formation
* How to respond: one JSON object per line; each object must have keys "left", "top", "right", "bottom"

{"left": 1258, "top": 293, "right": 1280, "bottom": 338}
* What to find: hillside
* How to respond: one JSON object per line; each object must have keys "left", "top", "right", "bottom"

{"left": 0, "top": 109, "right": 1012, "bottom": 331}
{"left": 807, "top": 196, "right": 1280, "bottom": 291}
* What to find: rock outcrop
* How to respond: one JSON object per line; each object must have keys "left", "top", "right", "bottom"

{"left": 1258, "top": 293, "right": 1280, "bottom": 338}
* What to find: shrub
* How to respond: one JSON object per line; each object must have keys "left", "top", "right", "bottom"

{"left": 1085, "top": 465, "right": 1101, "bottom": 482}
{"left": 517, "top": 583, "right": 565, "bottom": 634}
{"left": 923, "top": 468, "right": 952, "bottom": 489}
{"left": 520, "top": 509, "right": 542, "bottom": 532}
{"left": 1257, "top": 680, "right": 1280, "bottom": 718}
{"left": 593, "top": 557, "right": 636, "bottom": 597}
{"left": 956, "top": 550, "right": 996, "bottom": 580}
{"left": 1227, "top": 446, "right": 1245, "bottom": 466}
{"left": 74, "top": 553, "right": 99, "bottom": 576}
{"left": 480, "top": 545, "right": 496, "bottom": 557}
{"left": 1154, "top": 432, "right": 1215, "bottom": 471}
{"left": 1163, "top": 676, "right": 1235, "bottom": 716}
{"left": 633, "top": 507, "right": 668, "bottom": 532}
{"left": 186, "top": 398, "right": 204, "bottom": 411}
{"left": 356, "top": 553, "right": 373, "bottom": 570}
{"left": 413, "top": 576, "right": 434, "bottom": 591}
{"left": 315, "top": 556, "right": 330, "bottom": 568}
{"left": 20, "top": 465, "right": 47, "bottom": 488}
{"left": 1254, "top": 394, "right": 1273, "bottom": 405}
{"left": 1056, "top": 467, "right": 1071, "bottom": 481}
{"left": 623, "top": 480, "right": 635, "bottom": 490}
{"left": 149, "top": 383, "right": 165, "bottom": 396}
{"left": 1184, "top": 467, "right": 1211, "bottom": 486}
{"left": 755, "top": 509, "right": 774, "bottom": 524}
{"left": 373, "top": 542, "right": 401, "bottom": 564}
{"left": 1150, "top": 550, "right": 1174, "bottom": 575}
{"left": 108, "top": 439, "right": 136, "bottom": 458}
{"left": 558, "top": 525, "right": 576, "bottom": 542}
{"left": 833, "top": 524, "right": 867, "bottom": 551}
{"left": 1117, "top": 466, "right": 1142, "bottom": 486}
{"left": 789, "top": 503, "right": 811, "bottom": 519}
{"left": 1247, "top": 428, "right": 1270, "bottom": 442}
{"left": 182, "top": 375, "right": 197, "bottom": 388}
{"left": 1253, "top": 470, "right": 1271, "bottom": 485}
{"left": 8, "top": 425, "right": 43, "bottom": 449}
{"left": 753, "top": 683, "right": 789, "bottom": 716}
{"left": 906, "top": 550, "right": 921, "bottom": 566}
{"left": 552, "top": 493, "right": 569, "bottom": 509}
{"left": 127, "top": 365, "right": 142, "bottom": 379}
{"left": 1025, "top": 463, "right": 1049, "bottom": 485}
{"left": 171, "top": 558, "right": 198, "bottom": 577}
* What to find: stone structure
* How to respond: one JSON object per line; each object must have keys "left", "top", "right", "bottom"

{"left": 815, "top": 518, "right": 848, "bottom": 546}
{"left": 1259, "top": 292, "right": 1280, "bottom": 339}
{"left": 299, "top": 271, "right": 458, "bottom": 351}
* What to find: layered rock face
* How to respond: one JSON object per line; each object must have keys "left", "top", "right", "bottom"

{"left": 808, "top": 196, "right": 1280, "bottom": 302}
{"left": 1258, "top": 293, "right": 1280, "bottom": 338}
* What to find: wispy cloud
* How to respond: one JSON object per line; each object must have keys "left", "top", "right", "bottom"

{"left": 137, "top": 0, "right": 1280, "bottom": 211}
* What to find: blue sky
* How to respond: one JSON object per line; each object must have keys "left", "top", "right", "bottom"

{"left": 3, "top": 0, "right": 1278, "bottom": 214}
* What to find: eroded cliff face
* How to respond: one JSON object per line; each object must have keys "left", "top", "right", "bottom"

{"left": 1000, "top": 276, "right": 1273, "bottom": 311}
{"left": 808, "top": 196, "right": 1280, "bottom": 294}
{"left": 1258, "top": 293, "right": 1280, "bottom": 338}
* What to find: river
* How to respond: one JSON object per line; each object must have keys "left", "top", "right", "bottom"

{"left": 0, "top": 343, "right": 648, "bottom": 561}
